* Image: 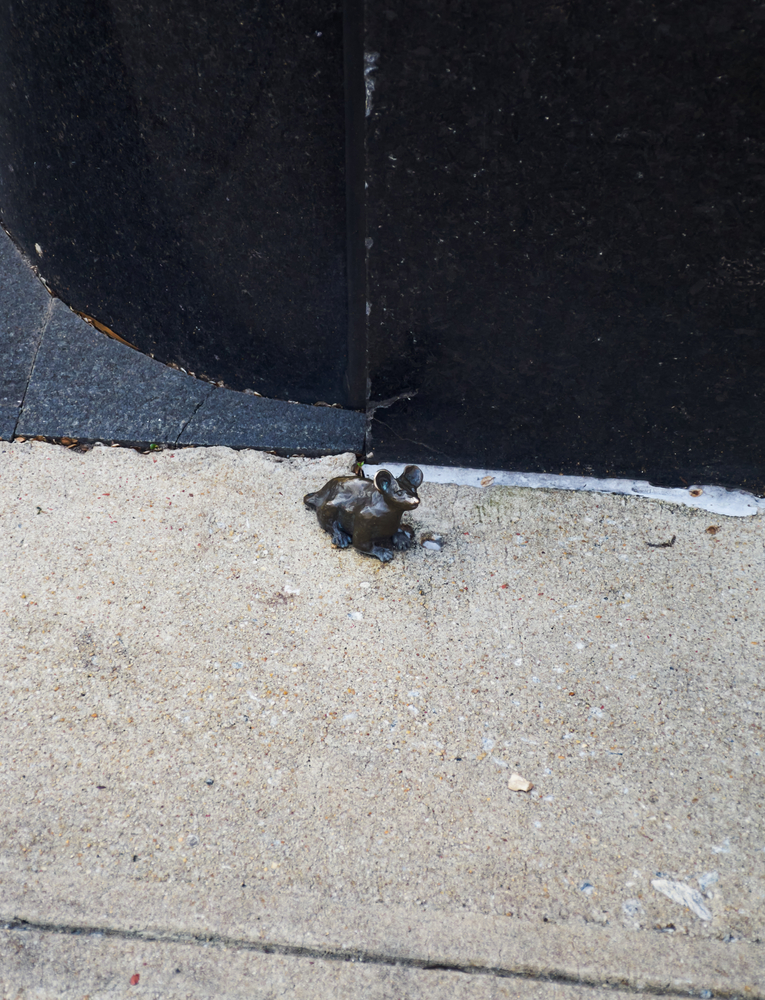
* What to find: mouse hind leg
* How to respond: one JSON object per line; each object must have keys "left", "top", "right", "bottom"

{"left": 330, "top": 522, "right": 353, "bottom": 548}
{"left": 351, "top": 535, "right": 395, "bottom": 562}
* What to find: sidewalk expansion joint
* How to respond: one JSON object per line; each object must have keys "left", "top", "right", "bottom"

{"left": 2, "top": 917, "right": 755, "bottom": 999}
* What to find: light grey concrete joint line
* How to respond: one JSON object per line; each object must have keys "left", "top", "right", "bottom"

{"left": 1, "top": 919, "right": 752, "bottom": 999}
{"left": 174, "top": 387, "right": 214, "bottom": 446}
{"left": 12, "top": 296, "right": 55, "bottom": 438}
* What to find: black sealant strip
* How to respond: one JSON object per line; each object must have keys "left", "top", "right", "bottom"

{"left": 343, "top": 0, "right": 368, "bottom": 410}
{"left": 1, "top": 918, "right": 752, "bottom": 999}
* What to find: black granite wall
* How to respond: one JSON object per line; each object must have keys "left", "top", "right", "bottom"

{"left": 365, "top": 0, "right": 765, "bottom": 490}
{"left": 0, "top": 0, "right": 348, "bottom": 403}
{"left": 1, "top": 0, "right": 763, "bottom": 488}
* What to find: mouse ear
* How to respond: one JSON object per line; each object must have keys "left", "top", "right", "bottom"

{"left": 374, "top": 469, "right": 395, "bottom": 493}
{"left": 399, "top": 465, "right": 423, "bottom": 491}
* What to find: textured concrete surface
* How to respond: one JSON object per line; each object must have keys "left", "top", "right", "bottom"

{"left": 4, "top": 924, "right": 734, "bottom": 1000}
{"left": 0, "top": 227, "right": 365, "bottom": 454}
{"left": 0, "top": 441, "right": 763, "bottom": 997}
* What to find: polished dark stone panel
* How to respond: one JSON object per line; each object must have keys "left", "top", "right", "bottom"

{"left": 17, "top": 299, "right": 214, "bottom": 443}
{"left": 178, "top": 389, "right": 365, "bottom": 454}
{"left": 0, "top": 230, "right": 52, "bottom": 440}
{"left": 365, "top": 0, "right": 765, "bottom": 491}
{"left": 0, "top": 0, "right": 348, "bottom": 404}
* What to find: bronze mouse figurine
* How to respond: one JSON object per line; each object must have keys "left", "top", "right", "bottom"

{"left": 304, "top": 465, "right": 423, "bottom": 562}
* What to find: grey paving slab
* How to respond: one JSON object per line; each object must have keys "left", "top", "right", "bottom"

{"left": 2, "top": 227, "right": 363, "bottom": 454}
{"left": 15, "top": 298, "right": 214, "bottom": 444}
{"left": 0, "top": 228, "right": 52, "bottom": 441}
{"left": 0, "top": 441, "right": 763, "bottom": 997}
{"left": 178, "top": 384, "right": 365, "bottom": 454}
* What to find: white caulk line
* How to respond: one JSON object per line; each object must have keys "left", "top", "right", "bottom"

{"left": 363, "top": 463, "right": 765, "bottom": 518}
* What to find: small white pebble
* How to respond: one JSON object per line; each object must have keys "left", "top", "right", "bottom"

{"left": 508, "top": 773, "right": 533, "bottom": 792}
{"left": 420, "top": 533, "right": 444, "bottom": 550}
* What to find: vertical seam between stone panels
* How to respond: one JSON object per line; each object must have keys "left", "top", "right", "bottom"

{"left": 13, "top": 296, "right": 54, "bottom": 438}
{"left": 343, "top": 0, "right": 368, "bottom": 413}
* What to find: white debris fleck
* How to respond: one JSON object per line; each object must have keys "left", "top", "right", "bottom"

{"left": 34, "top": 243, "right": 43, "bottom": 257}
{"left": 698, "top": 871, "right": 719, "bottom": 892}
{"left": 364, "top": 51, "right": 379, "bottom": 117}
{"left": 651, "top": 879, "right": 712, "bottom": 920}
{"left": 507, "top": 772, "right": 533, "bottom": 792}
{"left": 580, "top": 881, "right": 595, "bottom": 896}
{"left": 420, "top": 532, "right": 444, "bottom": 550}
{"left": 232, "top": 661, "right": 243, "bottom": 670}
{"left": 342, "top": 712, "right": 357, "bottom": 722}
{"left": 283, "top": 583, "right": 300, "bottom": 596}
{"left": 422, "top": 539, "right": 442, "bottom": 550}
{"left": 622, "top": 899, "right": 641, "bottom": 919}
{"left": 711, "top": 838, "right": 731, "bottom": 854}
{"left": 348, "top": 611, "right": 363, "bottom": 620}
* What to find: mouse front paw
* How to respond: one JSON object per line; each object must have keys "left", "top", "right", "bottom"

{"left": 392, "top": 526, "right": 415, "bottom": 550}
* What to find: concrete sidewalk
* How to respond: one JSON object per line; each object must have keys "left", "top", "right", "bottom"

{"left": 1, "top": 440, "right": 763, "bottom": 998}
